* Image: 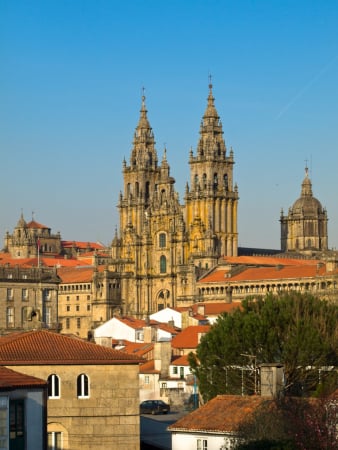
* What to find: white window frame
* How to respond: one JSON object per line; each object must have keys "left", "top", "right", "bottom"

{"left": 197, "top": 438, "right": 208, "bottom": 450}
{"left": 48, "top": 374, "right": 60, "bottom": 399}
{"left": 48, "top": 431, "right": 63, "bottom": 450}
{"left": 77, "top": 374, "right": 90, "bottom": 398}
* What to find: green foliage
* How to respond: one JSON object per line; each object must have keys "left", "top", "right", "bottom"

{"left": 188, "top": 293, "right": 337, "bottom": 401}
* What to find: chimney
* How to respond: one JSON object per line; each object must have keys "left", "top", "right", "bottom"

{"left": 260, "top": 363, "right": 284, "bottom": 398}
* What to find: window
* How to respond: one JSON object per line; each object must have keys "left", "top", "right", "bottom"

{"left": 144, "top": 376, "right": 150, "bottom": 385}
{"left": 87, "top": 304, "right": 91, "bottom": 311}
{"left": 22, "top": 288, "right": 28, "bottom": 301}
{"left": 7, "top": 288, "right": 13, "bottom": 301}
{"left": 172, "top": 366, "right": 178, "bottom": 375}
{"left": 48, "top": 431, "right": 62, "bottom": 450}
{"left": 76, "top": 318, "right": 81, "bottom": 329}
{"left": 66, "top": 318, "right": 70, "bottom": 329}
{"left": 6, "top": 307, "right": 14, "bottom": 327}
{"left": 10, "top": 399, "right": 24, "bottom": 442}
{"left": 48, "top": 374, "right": 60, "bottom": 398}
{"left": 66, "top": 306, "right": 70, "bottom": 312}
{"left": 76, "top": 305, "right": 80, "bottom": 312}
{"left": 77, "top": 374, "right": 89, "bottom": 398}
{"left": 160, "top": 255, "right": 167, "bottom": 274}
{"left": 197, "top": 439, "right": 207, "bottom": 450}
{"left": 159, "top": 233, "right": 166, "bottom": 248}
{"left": 44, "top": 306, "right": 52, "bottom": 326}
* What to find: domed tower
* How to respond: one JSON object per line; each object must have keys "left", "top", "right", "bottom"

{"left": 280, "top": 167, "right": 328, "bottom": 253}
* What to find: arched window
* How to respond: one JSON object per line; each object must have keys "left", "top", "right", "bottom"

{"left": 223, "top": 174, "right": 228, "bottom": 190}
{"left": 77, "top": 374, "right": 89, "bottom": 398}
{"left": 48, "top": 374, "right": 60, "bottom": 398}
{"left": 159, "top": 233, "right": 166, "bottom": 248}
{"left": 202, "top": 173, "right": 207, "bottom": 189}
{"left": 194, "top": 174, "right": 199, "bottom": 187}
{"left": 160, "top": 255, "right": 167, "bottom": 274}
{"left": 145, "top": 182, "right": 150, "bottom": 200}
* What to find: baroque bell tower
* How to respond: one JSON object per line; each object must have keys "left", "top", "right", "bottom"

{"left": 185, "top": 81, "right": 239, "bottom": 266}
{"left": 112, "top": 93, "right": 188, "bottom": 316}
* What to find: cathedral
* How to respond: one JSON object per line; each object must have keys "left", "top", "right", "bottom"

{"left": 1, "top": 84, "right": 333, "bottom": 333}
{"left": 110, "top": 83, "right": 239, "bottom": 316}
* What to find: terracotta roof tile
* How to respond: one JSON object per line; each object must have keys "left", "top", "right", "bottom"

{"left": 169, "top": 395, "right": 269, "bottom": 433}
{"left": 171, "top": 354, "right": 190, "bottom": 366}
{"left": 0, "top": 366, "right": 46, "bottom": 390}
{"left": 200, "top": 264, "right": 328, "bottom": 283}
{"left": 57, "top": 266, "right": 97, "bottom": 283}
{"left": 117, "top": 341, "right": 154, "bottom": 358}
{"left": 61, "top": 241, "right": 105, "bottom": 250}
{"left": 0, "top": 330, "right": 142, "bottom": 365}
{"left": 222, "top": 255, "right": 322, "bottom": 266}
{"left": 26, "top": 220, "right": 49, "bottom": 229}
{"left": 171, "top": 326, "right": 210, "bottom": 350}
{"left": 140, "top": 360, "right": 159, "bottom": 374}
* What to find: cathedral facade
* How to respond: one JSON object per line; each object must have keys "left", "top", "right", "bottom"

{"left": 111, "top": 84, "right": 239, "bottom": 316}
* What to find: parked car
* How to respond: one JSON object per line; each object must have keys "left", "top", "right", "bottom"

{"left": 140, "top": 400, "right": 170, "bottom": 415}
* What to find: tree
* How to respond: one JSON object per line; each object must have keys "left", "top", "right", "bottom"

{"left": 236, "top": 394, "right": 338, "bottom": 450}
{"left": 188, "top": 292, "right": 337, "bottom": 401}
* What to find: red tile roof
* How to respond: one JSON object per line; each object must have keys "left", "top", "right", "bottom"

{"left": 171, "top": 326, "right": 210, "bottom": 350}
{"left": 171, "top": 354, "right": 190, "bottom": 366}
{"left": 0, "top": 256, "right": 91, "bottom": 269}
{"left": 169, "top": 395, "right": 269, "bottom": 433}
{"left": 0, "top": 366, "right": 46, "bottom": 390}
{"left": 57, "top": 266, "right": 99, "bottom": 283}
{"left": 0, "top": 330, "right": 143, "bottom": 365}
{"left": 200, "top": 263, "right": 329, "bottom": 283}
{"left": 26, "top": 220, "right": 49, "bottom": 229}
{"left": 61, "top": 241, "right": 105, "bottom": 250}
{"left": 178, "top": 302, "right": 242, "bottom": 316}
{"left": 116, "top": 341, "right": 154, "bottom": 358}
{"left": 140, "top": 360, "right": 160, "bottom": 374}
{"left": 222, "top": 255, "right": 322, "bottom": 266}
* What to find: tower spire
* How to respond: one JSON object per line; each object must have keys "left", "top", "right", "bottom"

{"left": 130, "top": 88, "right": 158, "bottom": 170}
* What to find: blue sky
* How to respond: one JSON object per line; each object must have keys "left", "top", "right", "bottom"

{"left": 1, "top": 0, "right": 338, "bottom": 249}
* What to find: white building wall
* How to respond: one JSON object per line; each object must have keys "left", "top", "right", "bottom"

{"left": 171, "top": 432, "right": 235, "bottom": 450}
{"left": 94, "top": 317, "right": 136, "bottom": 342}
{"left": 150, "top": 308, "right": 182, "bottom": 328}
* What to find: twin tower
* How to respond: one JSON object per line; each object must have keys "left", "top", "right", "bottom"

{"left": 111, "top": 84, "right": 328, "bottom": 317}
{"left": 111, "top": 84, "right": 239, "bottom": 316}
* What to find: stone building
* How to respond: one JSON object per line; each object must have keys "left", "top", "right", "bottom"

{"left": 0, "top": 265, "right": 60, "bottom": 333}
{"left": 111, "top": 83, "right": 239, "bottom": 316}
{"left": 0, "top": 330, "right": 142, "bottom": 450}
{"left": 4, "top": 213, "right": 62, "bottom": 258}
{"left": 280, "top": 167, "right": 328, "bottom": 253}
{"left": 57, "top": 266, "right": 122, "bottom": 339}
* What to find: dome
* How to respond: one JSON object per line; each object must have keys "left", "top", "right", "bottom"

{"left": 291, "top": 196, "right": 323, "bottom": 216}
{"left": 290, "top": 169, "right": 324, "bottom": 217}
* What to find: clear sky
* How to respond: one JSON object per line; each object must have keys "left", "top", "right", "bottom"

{"left": 1, "top": 0, "right": 338, "bottom": 249}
